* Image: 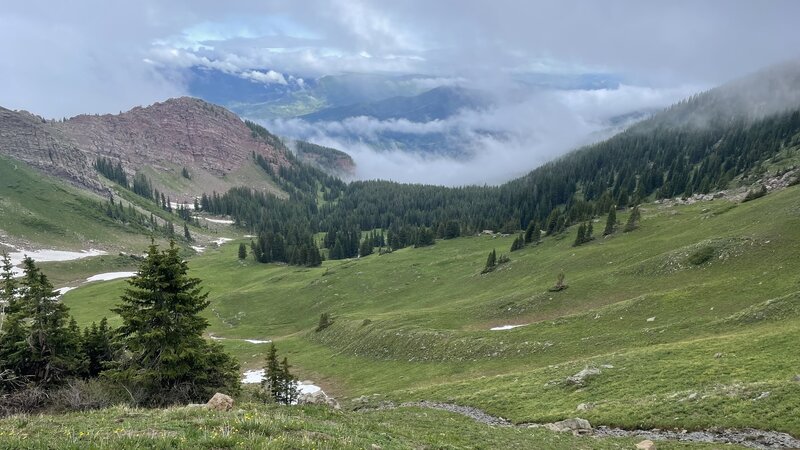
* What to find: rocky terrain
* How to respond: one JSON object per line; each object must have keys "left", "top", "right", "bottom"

{"left": 0, "top": 97, "right": 352, "bottom": 200}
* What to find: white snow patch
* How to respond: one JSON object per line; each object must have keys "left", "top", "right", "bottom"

{"left": 244, "top": 235, "right": 256, "bottom": 238}
{"left": 202, "top": 217, "right": 235, "bottom": 225}
{"left": 208, "top": 335, "right": 270, "bottom": 344}
{"left": 241, "top": 369, "right": 264, "bottom": 384}
{"left": 6, "top": 247, "right": 106, "bottom": 278}
{"left": 191, "top": 246, "right": 206, "bottom": 253}
{"left": 240, "top": 370, "right": 322, "bottom": 395}
{"left": 56, "top": 287, "right": 76, "bottom": 296}
{"left": 490, "top": 324, "right": 528, "bottom": 331}
{"left": 170, "top": 202, "right": 195, "bottom": 211}
{"left": 646, "top": 316, "right": 656, "bottom": 322}
{"left": 86, "top": 272, "right": 136, "bottom": 282}
{"left": 213, "top": 238, "right": 233, "bottom": 246}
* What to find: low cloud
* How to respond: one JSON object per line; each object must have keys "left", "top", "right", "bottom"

{"left": 241, "top": 69, "right": 288, "bottom": 85}
{"left": 262, "top": 83, "right": 703, "bottom": 186}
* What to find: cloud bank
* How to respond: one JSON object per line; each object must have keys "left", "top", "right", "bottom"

{"left": 265, "top": 83, "right": 703, "bottom": 185}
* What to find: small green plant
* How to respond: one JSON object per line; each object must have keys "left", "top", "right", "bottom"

{"left": 549, "top": 271, "right": 568, "bottom": 292}
{"left": 688, "top": 246, "right": 716, "bottom": 265}
{"left": 316, "top": 312, "right": 333, "bottom": 332}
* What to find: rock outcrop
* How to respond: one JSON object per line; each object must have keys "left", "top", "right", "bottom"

{"left": 206, "top": 392, "right": 234, "bottom": 411}
{"left": 0, "top": 97, "right": 309, "bottom": 198}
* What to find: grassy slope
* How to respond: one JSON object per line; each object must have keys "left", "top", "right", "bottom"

{"left": 0, "top": 403, "right": 734, "bottom": 450}
{"left": 0, "top": 155, "right": 249, "bottom": 286}
{"left": 0, "top": 156, "right": 153, "bottom": 251}
{"left": 56, "top": 184, "right": 800, "bottom": 438}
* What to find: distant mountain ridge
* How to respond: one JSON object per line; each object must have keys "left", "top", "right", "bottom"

{"left": 0, "top": 97, "right": 354, "bottom": 200}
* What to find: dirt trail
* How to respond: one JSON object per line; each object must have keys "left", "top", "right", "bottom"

{"left": 370, "top": 401, "right": 800, "bottom": 449}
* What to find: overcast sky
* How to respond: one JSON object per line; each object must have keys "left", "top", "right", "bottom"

{"left": 1, "top": 1, "right": 798, "bottom": 185}
{"left": 2, "top": 0, "right": 798, "bottom": 117}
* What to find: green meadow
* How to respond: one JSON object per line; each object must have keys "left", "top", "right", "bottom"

{"left": 48, "top": 183, "right": 800, "bottom": 440}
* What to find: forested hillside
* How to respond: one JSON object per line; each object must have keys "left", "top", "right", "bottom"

{"left": 199, "top": 76, "right": 800, "bottom": 264}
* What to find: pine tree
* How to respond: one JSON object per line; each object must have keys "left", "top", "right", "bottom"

{"left": 524, "top": 220, "right": 538, "bottom": 244}
{"left": 482, "top": 249, "right": 497, "bottom": 273}
{"left": 603, "top": 206, "right": 617, "bottom": 236}
{"left": 359, "top": 238, "right": 373, "bottom": 257}
{"left": 108, "top": 241, "right": 240, "bottom": 404}
{"left": 279, "top": 357, "right": 298, "bottom": 405}
{"left": 259, "top": 343, "right": 298, "bottom": 405}
{"left": 82, "top": 317, "right": 115, "bottom": 377}
{"left": 1, "top": 257, "right": 84, "bottom": 386}
{"left": 0, "top": 252, "right": 18, "bottom": 336}
{"left": 623, "top": 205, "right": 641, "bottom": 232}
{"left": 316, "top": 313, "right": 332, "bottom": 332}
{"left": 510, "top": 234, "right": 525, "bottom": 252}
{"left": 183, "top": 223, "right": 192, "bottom": 242}
{"left": 238, "top": 243, "right": 247, "bottom": 260}
{"left": 573, "top": 223, "right": 587, "bottom": 247}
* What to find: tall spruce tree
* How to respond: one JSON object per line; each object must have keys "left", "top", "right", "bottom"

{"left": 623, "top": 205, "right": 641, "bottom": 232}
{"left": 238, "top": 243, "right": 248, "bottom": 260}
{"left": 82, "top": 317, "right": 115, "bottom": 378}
{"left": 573, "top": 223, "right": 587, "bottom": 247}
{"left": 108, "top": 241, "right": 239, "bottom": 404}
{"left": 0, "top": 257, "right": 84, "bottom": 386}
{"left": 260, "top": 343, "right": 297, "bottom": 404}
{"left": 482, "top": 249, "right": 497, "bottom": 273}
{"left": 603, "top": 206, "right": 617, "bottom": 236}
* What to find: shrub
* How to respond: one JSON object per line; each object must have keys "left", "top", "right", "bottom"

{"left": 688, "top": 246, "right": 716, "bottom": 265}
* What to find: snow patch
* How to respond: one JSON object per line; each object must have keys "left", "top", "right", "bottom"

{"left": 56, "top": 287, "right": 76, "bottom": 296}
{"left": 241, "top": 369, "right": 264, "bottom": 384}
{"left": 170, "top": 202, "right": 195, "bottom": 211}
{"left": 6, "top": 247, "right": 106, "bottom": 278}
{"left": 201, "top": 217, "right": 235, "bottom": 225}
{"left": 213, "top": 238, "right": 233, "bottom": 246}
{"left": 646, "top": 316, "right": 656, "bottom": 322}
{"left": 490, "top": 324, "right": 528, "bottom": 331}
{"left": 244, "top": 339, "right": 271, "bottom": 344}
{"left": 86, "top": 272, "right": 136, "bottom": 282}
{"left": 240, "top": 370, "right": 322, "bottom": 395}
{"left": 190, "top": 246, "right": 206, "bottom": 253}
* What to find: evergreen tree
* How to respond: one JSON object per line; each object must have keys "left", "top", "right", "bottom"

{"left": 279, "top": 357, "right": 298, "bottom": 405}
{"left": 238, "top": 243, "right": 248, "bottom": 260}
{"left": 359, "top": 238, "right": 373, "bottom": 257}
{"left": 183, "top": 223, "right": 192, "bottom": 242}
{"left": 524, "top": 220, "right": 539, "bottom": 244}
{"left": 82, "top": 317, "right": 115, "bottom": 378}
{"left": 510, "top": 234, "right": 525, "bottom": 252}
{"left": 0, "top": 252, "right": 18, "bottom": 336}
{"left": 260, "top": 343, "right": 297, "bottom": 404}
{"left": 444, "top": 221, "right": 461, "bottom": 239}
{"left": 603, "top": 206, "right": 617, "bottom": 236}
{"left": 623, "top": 206, "right": 641, "bottom": 232}
{"left": 316, "top": 313, "right": 332, "bottom": 332}
{"left": 573, "top": 223, "right": 587, "bottom": 247}
{"left": 0, "top": 257, "right": 84, "bottom": 386}
{"left": 108, "top": 241, "right": 240, "bottom": 404}
{"left": 482, "top": 249, "right": 497, "bottom": 274}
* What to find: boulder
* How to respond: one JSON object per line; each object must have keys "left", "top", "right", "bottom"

{"left": 576, "top": 403, "right": 594, "bottom": 412}
{"left": 635, "top": 440, "right": 656, "bottom": 450}
{"left": 545, "top": 418, "right": 592, "bottom": 434}
{"left": 793, "top": 374, "right": 800, "bottom": 382}
{"left": 206, "top": 393, "right": 234, "bottom": 411}
{"left": 298, "top": 390, "right": 341, "bottom": 410}
{"left": 566, "top": 367, "right": 601, "bottom": 386}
